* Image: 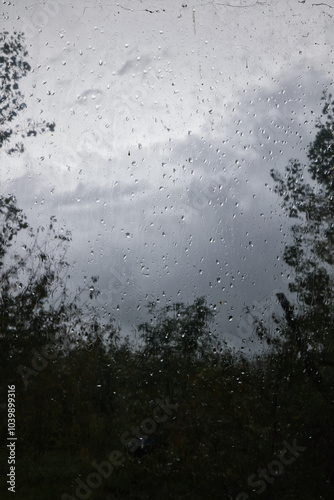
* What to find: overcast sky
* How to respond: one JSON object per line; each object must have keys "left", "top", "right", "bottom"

{"left": 1, "top": 0, "right": 333, "bottom": 351}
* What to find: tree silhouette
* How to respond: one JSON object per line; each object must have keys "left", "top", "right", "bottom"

{"left": 271, "top": 91, "right": 334, "bottom": 303}
{"left": 137, "top": 297, "right": 216, "bottom": 399}
{"left": 1, "top": 202, "right": 70, "bottom": 383}
{"left": 0, "top": 194, "right": 28, "bottom": 268}
{"left": 139, "top": 297, "right": 215, "bottom": 360}
{"left": 270, "top": 90, "right": 334, "bottom": 393}
{"left": 0, "top": 30, "right": 105, "bottom": 388}
{"left": 0, "top": 31, "right": 55, "bottom": 154}
{"left": 0, "top": 32, "right": 121, "bottom": 463}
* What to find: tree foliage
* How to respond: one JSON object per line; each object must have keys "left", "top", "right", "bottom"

{"left": 0, "top": 31, "right": 55, "bottom": 154}
{"left": 139, "top": 296, "right": 215, "bottom": 360}
{"left": 0, "top": 194, "right": 28, "bottom": 268}
{"left": 270, "top": 91, "right": 334, "bottom": 352}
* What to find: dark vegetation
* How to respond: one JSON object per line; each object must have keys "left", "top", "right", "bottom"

{"left": 0, "top": 32, "right": 333, "bottom": 499}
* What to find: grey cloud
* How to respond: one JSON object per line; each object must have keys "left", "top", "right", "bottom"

{"left": 118, "top": 54, "right": 152, "bottom": 76}
{"left": 4, "top": 66, "right": 332, "bottom": 349}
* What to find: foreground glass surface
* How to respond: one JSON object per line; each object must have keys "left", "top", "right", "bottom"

{"left": 0, "top": 1, "right": 333, "bottom": 499}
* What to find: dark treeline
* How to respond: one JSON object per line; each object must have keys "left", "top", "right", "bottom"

{"left": 0, "top": 219, "right": 333, "bottom": 499}
{"left": 0, "top": 32, "right": 334, "bottom": 500}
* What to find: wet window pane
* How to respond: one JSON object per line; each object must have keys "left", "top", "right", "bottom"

{"left": 1, "top": 1, "right": 333, "bottom": 499}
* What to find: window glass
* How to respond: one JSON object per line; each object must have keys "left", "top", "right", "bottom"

{"left": 1, "top": 1, "right": 333, "bottom": 499}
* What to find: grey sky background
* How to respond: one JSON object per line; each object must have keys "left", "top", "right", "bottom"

{"left": 1, "top": 0, "right": 333, "bottom": 351}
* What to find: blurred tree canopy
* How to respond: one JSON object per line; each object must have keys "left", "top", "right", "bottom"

{"left": 270, "top": 91, "right": 334, "bottom": 372}
{"left": 0, "top": 31, "right": 55, "bottom": 154}
{"left": 139, "top": 297, "right": 215, "bottom": 360}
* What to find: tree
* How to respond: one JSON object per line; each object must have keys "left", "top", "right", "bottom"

{"left": 137, "top": 297, "right": 216, "bottom": 400}
{"left": 0, "top": 30, "right": 123, "bottom": 464}
{"left": 0, "top": 31, "right": 55, "bottom": 154}
{"left": 0, "top": 195, "right": 121, "bottom": 384}
{"left": 270, "top": 91, "right": 334, "bottom": 344}
{"left": 139, "top": 297, "right": 215, "bottom": 361}
{"left": 0, "top": 201, "right": 69, "bottom": 383}
{"left": 0, "top": 194, "right": 28, "bottom": 268}
{"left": 0, "top": 192, "right": 124, "bottom": 465}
